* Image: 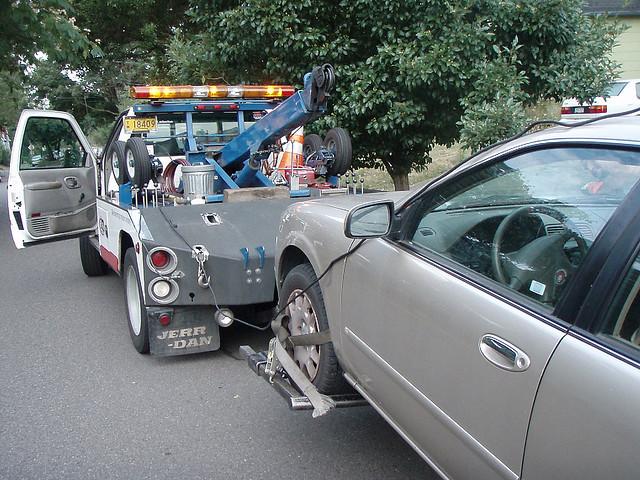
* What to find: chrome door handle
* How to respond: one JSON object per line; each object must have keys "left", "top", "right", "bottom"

{"left": 479, "top": 334, "right": 530, "bottom": 372}
{"left": 64, "top": 176, "right": 79, "bottom": 189}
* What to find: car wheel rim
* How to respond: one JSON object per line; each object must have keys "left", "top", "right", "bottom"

{"left": 112, "top": 151, "right": 121, "bottom": 178}
{"left": 126, "top": 265, "right": 142, "bottom": 336}
{"left": 126, "top": 150, "right": 136, "bottom": 180}
{"left": 326, "top": 139, "right": 336, "bottom": 155}
{"left": 286, "top": 289, "right": 321, "bottom": 381}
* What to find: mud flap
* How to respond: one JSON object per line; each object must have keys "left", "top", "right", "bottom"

{"left": 148, "top": 306, "right": 220, "bottom": 356}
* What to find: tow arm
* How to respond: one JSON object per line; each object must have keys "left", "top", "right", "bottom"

{"left": 240, "top": 317, "right": 367, "bottom": 417}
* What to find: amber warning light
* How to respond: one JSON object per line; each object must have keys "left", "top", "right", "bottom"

{"left": 130, "top": 84, "right": 295, "bottom": 100}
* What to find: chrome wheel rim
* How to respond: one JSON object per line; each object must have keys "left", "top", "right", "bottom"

{"left": 126, "top": 149, "right": 136, "bottom": 181}
{"left": 286, "top": 289, "right": 321, "bottom": 381}
{"left": 112, "top": 151, "right": 121, "bottom": 179}
{"left": 126, "top": 265, "right": 142, "bottom": 335}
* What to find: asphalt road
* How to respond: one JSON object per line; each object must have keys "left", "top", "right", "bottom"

{"left": 0, "top": 182, "right": 438, "bottom": 480}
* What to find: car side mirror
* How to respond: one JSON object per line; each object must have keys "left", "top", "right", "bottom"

{"left": 344, "top": 200, "right": 394, "bottom": 238}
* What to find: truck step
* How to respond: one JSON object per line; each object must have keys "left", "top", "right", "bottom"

{"left": 239, "top": 345, "right": 368, "bottom": 411}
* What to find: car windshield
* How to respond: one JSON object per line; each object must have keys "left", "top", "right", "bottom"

{"left": 604, "top": 81, "right": 627, "bottom": 97}
{"left": 435, "top": 147, "right": 640, "bottom": 212}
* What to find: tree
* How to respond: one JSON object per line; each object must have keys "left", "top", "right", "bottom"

{"left": 0, "top": 0, "right": 97, "bottom": 73}
{"left": 19, "top": 0, "right": 192, "bottom": 140}
{"left": 169, "top": 0, "right": 624, "bottom": 190}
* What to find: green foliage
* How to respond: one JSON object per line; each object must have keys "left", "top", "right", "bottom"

{"left": 169, "top": 0, "right": 624, "bottom": 189}
{"left": 0, "top": 0, "right": 98, "bottom": 73}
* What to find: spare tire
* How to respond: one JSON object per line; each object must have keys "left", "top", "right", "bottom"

{"left": 124, "top": 137, "right": 151, "bottom": 187}
{"left": 107, "top": 141, "right": 127, "bottom": 186}
{"left": 302, "top": 134, "right": 323, "bottom": 162}
{"left": 324, "top": 128, "right": 352, "bottom": 176}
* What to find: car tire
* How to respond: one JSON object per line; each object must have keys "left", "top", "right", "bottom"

{"left": 279, "top": 263, "right": 349, "bottom": 394}
{"left": 324, "top": 128, "right": 352, "bottom": 176}
{"left": 124, "top": 248, "right": 149, "bottom": 354}
{"left": 302, "top": 133, "right": 323, "bottom": 162}
{"left": 107, "top": 141, "right": 128, "bottom": 186}
{"left": 125, "top": 137, "right": 151, "bottom": 187}
{"left": 79, "top": 235, "right": 109, "bottom": 277}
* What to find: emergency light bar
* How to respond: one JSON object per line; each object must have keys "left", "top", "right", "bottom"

{"left": 130, "top": 84, "right": 296, "bottom": 100}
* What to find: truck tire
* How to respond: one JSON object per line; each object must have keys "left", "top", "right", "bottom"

{"left": 302, "top": 134, "right": 323, "bottom": 161}
{"left": 278, "top": 263, "right": 348, "bottom": 394}
{"left": 107, "top": 141, "right": 128, "bottom": 186}
{"left": 79, "top": 236, "right": 108, "bottom": 276}
{"left": 324, "top": 128, "right": 352, "bottom": 176}
{"left": 124, "top": 248, "right": 150, "bottom": 354}
{"left": 125, "top": 137, "right": 151, "bottom": 188}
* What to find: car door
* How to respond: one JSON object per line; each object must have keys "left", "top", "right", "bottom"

{"left": 8, "top": 110, "right": 97, "bottom": 248}
{"left": 339, "top": 144, "right": 640, "bottom": 479}
{"left": 522, "top": 201, "right": 640, "bottom": 479}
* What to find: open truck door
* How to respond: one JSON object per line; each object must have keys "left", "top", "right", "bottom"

{"left": 7, "top": 110, "right": 98, "bottom": 248}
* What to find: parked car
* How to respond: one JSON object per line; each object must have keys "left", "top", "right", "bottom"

{"left": 274, "top": 116, "right": 640, "bottom": 479}
{"left": 561, "top": 78, "right": 640, "bottom": 120}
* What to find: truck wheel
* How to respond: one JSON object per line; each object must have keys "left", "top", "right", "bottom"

{"left": 125, "top": 137, "right": 151, "bottom": 188}
{"left": 324, "top": 128, "right": 352, "bottom": 176}
{"left": 279, "top": 263, "right": 348, "bottom": 394}
{"left": 303, "top": 134, "right": 323, "bottom": 161}
{"left": 79, "top": 236, "right": 108, "bottom": 276}
{"left": 124, "top": 248, "right": 149, "bottom": 354}
{"left": 107, "top": 141, "right": 128, "bottom": 186}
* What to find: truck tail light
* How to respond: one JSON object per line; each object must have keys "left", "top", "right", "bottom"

{"left": 146, "top": 247, "right": 177, "bottom": 274}
{"left": 148, "top": 277, "right": 179, "bottom": 304}
{"left": 158, "top": 313, "right": 171, "bottom": 326}
{"left": 151, "top": 250, "right": 170, "bottom": 269}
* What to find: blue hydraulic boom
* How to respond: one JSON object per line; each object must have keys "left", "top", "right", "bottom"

{"left": 211, "top": 64, "right": 335, "bottom": 188}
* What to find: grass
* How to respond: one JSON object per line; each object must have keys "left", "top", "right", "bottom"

{"left": 353, "top": 143, "right": 468, "bottom": 192}
{"left": 354, "top": 101, "right": 561, "bottom": 192}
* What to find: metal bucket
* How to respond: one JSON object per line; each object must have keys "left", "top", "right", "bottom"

{"left": 182, "top": 164, "right": 217, "bottom": 201}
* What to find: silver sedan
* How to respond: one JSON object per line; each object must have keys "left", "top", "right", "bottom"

{"left": 273, "top": 117, "right": 640, "bottom": 479}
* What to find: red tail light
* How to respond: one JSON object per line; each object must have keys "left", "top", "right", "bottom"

{"left": 561, "top": 106, "right": 572, "bottom": 115}
{"left": 587, "top": 105, "right": 607, "bottom": 114}
{"left": 150, "top": 250, "right": 170, "bottom": 269}
{"left": 158, "top": 313, "right": 171, "bottom": 326}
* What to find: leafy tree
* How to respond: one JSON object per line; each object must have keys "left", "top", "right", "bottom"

{"left": 0, "top": 0, "right": 97, "bottom": 73}
{"left": 169, "top": 0, "right": 624, "bottom": 190}
{"left": 17, "top": 0, "right": 192, "bottom": 142}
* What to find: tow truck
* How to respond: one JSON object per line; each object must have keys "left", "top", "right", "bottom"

{"left": 6, "top": 64, "right": 352, "bottom": 356}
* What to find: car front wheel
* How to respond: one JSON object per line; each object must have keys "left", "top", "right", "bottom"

{"left": 279, "top": 263, "right": 348, "bottom": 394}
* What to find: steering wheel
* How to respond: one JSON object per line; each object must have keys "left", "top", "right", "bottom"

{"left": 491, "top": 206, "right": 588, "bottom": 304}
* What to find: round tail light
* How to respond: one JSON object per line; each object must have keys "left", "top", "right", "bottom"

{"left": 146, "top": 247, "right": 177, "bottom": 274}
{"left": 158, "top": 313, "right": 171, "bottom": 326}
{"left": 150, "top": 250, "right": 170, "bottom": 269}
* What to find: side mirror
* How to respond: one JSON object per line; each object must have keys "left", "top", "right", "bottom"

{"left": 344, "top": 200, "right": 394, "bottom": 239}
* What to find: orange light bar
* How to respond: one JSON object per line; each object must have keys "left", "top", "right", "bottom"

{"left": 130, "top": 84, "right": 295, "bottom": 100}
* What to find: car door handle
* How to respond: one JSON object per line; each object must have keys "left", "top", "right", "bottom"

{"left": 479, "top": 334, "right": 530, "bottom": 372}
{"left": 64, "top": 176, "right": 80, "bottom": 189}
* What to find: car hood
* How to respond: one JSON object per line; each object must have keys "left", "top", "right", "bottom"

{"left": 306, "top": 190, "right": 414, "bottom": 212}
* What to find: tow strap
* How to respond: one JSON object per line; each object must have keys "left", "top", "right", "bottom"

{"left": 267, "top": 314, "right": 336, "bottom": 418}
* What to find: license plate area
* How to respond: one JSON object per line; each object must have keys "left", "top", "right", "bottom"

{"left": 124, "top": 116, "right": 157, "bottom": 133}
{"left": 147, "top": 306, "right": 220, "bottom": 356}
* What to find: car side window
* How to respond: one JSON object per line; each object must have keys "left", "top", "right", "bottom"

{"left": 407, "top": 147, "right": 640, "bottom": 309}
{"left": 20, "top": 117, "right": 87, "bottom": 169}
{"left": 596, "top": 252, "right": 640, "bottom": 356}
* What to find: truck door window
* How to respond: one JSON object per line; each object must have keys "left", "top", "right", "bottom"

{"left": 20, "top": 117, "right": 86, "bottom": 169}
